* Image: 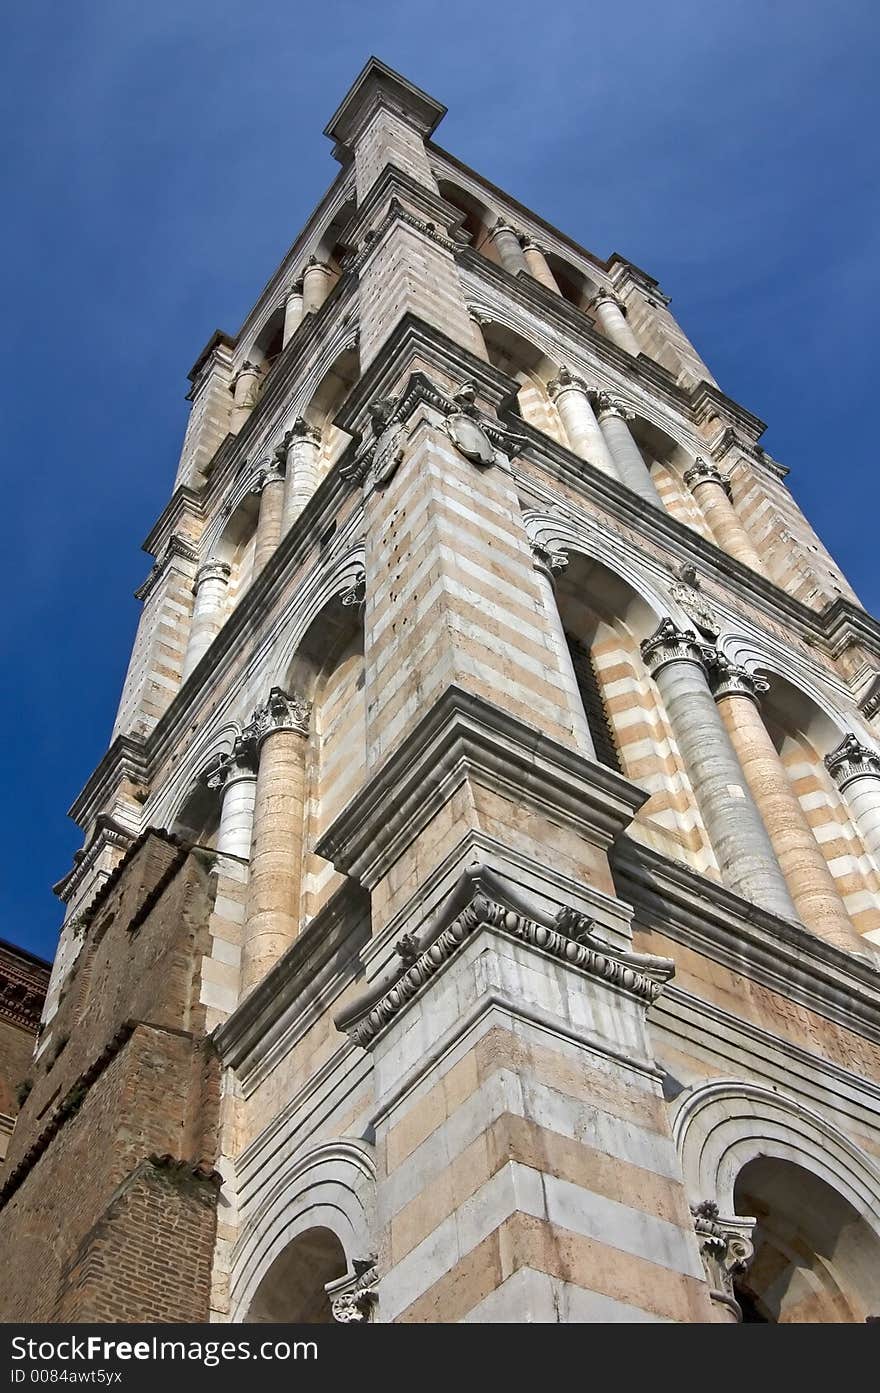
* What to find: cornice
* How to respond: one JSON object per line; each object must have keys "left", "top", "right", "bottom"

{"left": 340, "top": 160, "right": 462, "bottom": 254}
{"left": 689, "top": 381, "right": 766, "bottom": 444}
{"left": 186, "top": 329, "right": 236, "bottom": 387}
{"left": 823, "top": 596, "right": 880, "bottom": 661}
{"left": 613, "top": 837, "right": 880, "bottom": 1045}
{"left": 67, "top": 735, "right": 150, "bottom": 831}
{"left": 316, "top": 685, "right": 647, "bottom": 889}
{"left": 213, "top": 878, "right": 370, "bottom": 1076}
{"left": 0, "top": 943, "right": 49, "bottom": 1032}
{"left": 52, "top": 815, "right": 133, "bottom": 903}
{"left": 141, "top": 487, "right": 204, "bottom": 561}
{"left": 324, "top": 57, "right": 447, "bottom": 157}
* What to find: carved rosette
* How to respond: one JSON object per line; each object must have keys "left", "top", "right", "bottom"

{"left": 327, "top": 1259, "right": 379, "bottom": 1323}
{"left": 341, "top": 571, "right": 367, "bottom": 609}
{"left": 683, "top": 457, "right": 731, "bottom": 495}
{"left": 530, "top": 542, "right": 569, "bottom": 583}
{"left": 250, "top": 687, "right": 311, "bottom": 744}
{"left": 691, "top": 1201, "right": 755, "bottom": 1320}
{"left": 708, "top": 655, "right": 769, "bottom": 705}
{"left": 825, "top": 734, "right": 880, "bottom": 791}
{"left": 592, "top": 390, "right": 633, "bottom": 424}
{"left": 640, "top": 618, "right": 709, "bottom": 678}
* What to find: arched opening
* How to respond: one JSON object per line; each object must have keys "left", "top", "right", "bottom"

{"left": 543, "top": 250, "right": 599, "bottom": 314}
{"left": 754, "top": 670, "right": 880, "bottom": 939}
{"left": 437, "top": 179, "right": 495, "bottom": 258}
{"left": 625, "top": 418, "right": 713, "bottom": 539}
{"left": 170, "top": 778, "right": 222, "bottom": 850}
{"left": 252, "top": 307, "right": 285, "bottom": 377}
{"left": 315, "top": 197, "right": 357, "bottom": 279}
{"left": 243, "top": 1227, "right": 347, "bottom": 1324}
{"left": 285, "top": 592, "right": 366, "bottom": 925}
{"left": 215, "top": 489, "right": 261, "bottom": 607}
{"left": 553, "top": 551, "right": 717, "bottom": 875}
{"left": 733, "top": 1157, "right": 880, "bottom": 1323}
{"left": 303, "top": 346, "right": 360, "bottom": 484}
{"left": 478, "top": 321, "right": 564, "bottom": 444}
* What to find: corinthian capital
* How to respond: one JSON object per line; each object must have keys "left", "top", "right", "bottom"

{"left": 548, "top": 365, "right": 590, "bottom": 399}
{"left": 592, "top": 390, "right": 633, "bottom": 424}
{"left": 708, "top": 655, "right": 768, "bottom": 704}
{"left": 194, "top": 558, "right": 231, "bottom": 589}
{"left": 825, "top": 733, "right": 880, "bottom": 789}
{"left": 590, "top": 288, "right": 626, "bottom": 313}
{"left": 640, "top": 618, "right": 708, "bottom": 676}
{"left": 683, "top": 457, "right": 730, "bottom": 493}
{"left": 691, "top": 1201, "right": 755, "bottom": 1315}
{"left": 283, "top": 416, "right": 322, "bottom": 447}
{"left": 530, "top": 542, "right": 569, "bottom": 582}
{"left": 205, "top": 732, "right": 259, "bottom": 790}
{"left": 250, "top": 686, "right": 311, "bottom": 742}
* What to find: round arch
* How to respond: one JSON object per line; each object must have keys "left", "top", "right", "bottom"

{"left": 229, "top": 1139, "right": 376, "bottom": 1324}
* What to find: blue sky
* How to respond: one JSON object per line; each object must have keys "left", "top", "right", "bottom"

{"left": 2, "top": 1, "right": 878, "bottom": 960}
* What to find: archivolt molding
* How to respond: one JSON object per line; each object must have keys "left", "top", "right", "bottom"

{"left": 228, "top": 1138, "right": 376, "bottom": 1322}
{"left": 267, "top": 540, "right": 367, "bottom": 689}
{"left": 150, "top": 720, "right": 243, "bottom": 833}
{"left": 522, "top": 508, "right": 673, "bottom": 626}
{"left": 671, "top": 1078, "right": 880, "bottom": 1233}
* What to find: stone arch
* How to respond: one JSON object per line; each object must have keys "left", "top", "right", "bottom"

{"left": 524, "top": 510, "right": 719, "bottom": 876}
{"left": 229, "top": 1139, "right": 376, "bottom": 1324}
{"left": 153, "top": 721, "right": 242, "bottom": 837}
{"left": 474, "top": 319, "right": 564, "bottom": 443}
{"left": 298, "top": 345, "right": 360, "bottom": 482}
{"left": 436, "top": 177, "right": 496, "bottom": 256}
{"left": 542, "top": 249, "right": 600, "bottom": 312}
{"left": 672, "top": 1078, "right": 880, "bottom": 1320}
{"left": 313, "top": 195, "right": 356, "bottom": 270}
{"left": 625, "top": 414, "right": 713, "bottom": 538}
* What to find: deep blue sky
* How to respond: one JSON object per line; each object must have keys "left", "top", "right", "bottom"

{"left": 3, "top": 2, "right": 878, "bottom": 961}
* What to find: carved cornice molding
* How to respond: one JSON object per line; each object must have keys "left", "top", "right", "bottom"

{"left": 52, "top": 815, "right": 134, "bottom": 904}
{"left": 825, "top": 734, "right": 880, "bottom": 790}
{"left": 348, "top": 195, "right": 460, "bottom": 274}
{"left": 335, "top": 875, "right": 674, "bottom": 1050}
{"left": 135, "top": 535, "right": 200, "bottom": 602}
{"left": 141, "top": 487, "right": 204, "bottom": 562}
{"left": 68, "top": 735, "right": 150, "bottom": 833}
{"left": 315, "top": 685, "right": 647, "bottom": 891}
{"left": 690, "top": 382, "right": 766, "bottom": 446}
{"left": 0, "top": 946, "right": 50, "bottom": 1031}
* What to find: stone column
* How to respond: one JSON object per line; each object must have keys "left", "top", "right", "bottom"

{"left": 229, "top": 361, "right": 262, "bottom": 433}
{"left": 711, "top": 659, "right": 858, "bottom": 952}
{"left": 530, "top": 545, "right": 596, "bottom": 759}
{"left": 282, "top": 278, "right": 304, "bottom": 346}
{"left": 825, "top": 734, "right": 880, "bottom": 866}
{"left": 183, "top": 559, "right": 231, "bottom": 678}
{"left": 252, "top": 455, "right": 286, "bottom": 574}
{"left": 521, "top": 239, "right": 561, "bottom": 293}
{"left": 240, "top": 688, "right": 311, "bottom": 995}
{"left": 281, "top": 418, "right": 323, "bottom": 531}
{"left": 488, "top": 219, "right": 529, "bottom": 277}
{"left": 589, "top": 289, "right": 641, "bottom": 356}
{"left": 593, "top": 392, "right": 663, "bottom": 507}
{"left": 548, "top": 368, "right": 619, "bottom": 481}
{"left": 641, "top": 622, "right": 797, "bottom": 918}
{"left": 302, "top": 257, "right": 335, "bottom": 315}
{"left": 208, "top": 734, "right": 259, "bottom": 860}
{"left": 684, "top": 459, "right": 762, "bottom": 572}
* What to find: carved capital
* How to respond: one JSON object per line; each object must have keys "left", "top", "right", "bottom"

{"left": 691, "top": 1201, "right": 755, "bottom": 1319}
{"left": 490, "top": 217, "right": 520, "bottom": 239}
{"left": 530, "top": 541, "right": 569, "bottom": 583}
{"left": 341, "top": 571, "right": 366, "bottom": 609}
{"left": 592, "top": 390, "right": 633, "bottom": 424}
{"left": 684, "top": 457, "right": 730, "bottom": 494}
{"left": 286, "top": 277, "right": 304, "bottom": 298}
{"left": 205, "top": 732, "right": 259, "bottom": 791}
{"left": 825, "top": 734, "right": 880, "bottom": 790}
{"left": 640, "top": 618, "right": 709, "bottom": 677}
{"left": 327, "top": 1258, "right": 379, "bottom": 1323}
{"left": 548, "top": 365, "right": 590, "bottom": 399}
{"left": 193, "top": 559, "right": 231, "bottom": 591}
{"left": 250, "top": 686, "right": 311, "bottom": 743}
{"left": 304, "top": 255, "right": 330, "bottom": 273}
{"left": 708, "top": 655, "right": 768, "bottom": 705}
{"left": 590, "top": 288, "right": 627, "bottom": 315}
{"left": 233, "top": 360, "right": 261, "bottom": 384}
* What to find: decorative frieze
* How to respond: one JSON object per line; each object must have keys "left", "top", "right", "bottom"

{"left": 337, "top": 893, "right": 673, "bottom": 1050}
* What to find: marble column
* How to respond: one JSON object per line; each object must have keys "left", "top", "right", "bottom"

{"left": 281, "top": 418, "right": 322, "bottom": 531}
{"left": 548, "top": 367, "right": 620, "bottom": 481}
{"left": 589, "top": 289, "right": 641, "bottom": 356}
{"left": 711, "top": 659, "right": 858, "bottom": 952}
{"left": 229, "top": 361, "right": 262, "bottom": 433}
{"left": 825, "top": 734, "right": 880, "bottom": 866}
{"left": 530, "top": 545, "right": 596, "bottom": 759}
{"left": 252, "top": 454, "right": 286, "bottom": 574}
{"left": 488, "top": 219, "right": 529, "bottom": 276}
{"left": 208, "top": 734, "right": 259, "bottom": 859}
{"left": 302, "top": 257, "right": 335, "bottom": 315}
{"left": 240, "top": 688, "right": 311, "bottom": 995}
{"left": 183, "top": 559, "right": 231, "bottom": 678}
{"left": 641, "top": 622, "right": 797, "bottom": 918}
{"left": 593, "top": 391, "right": 663, "bottom": 507}
{"left": 468, "top": 311, "right": 490, "bottom": 361}
{"left": 521, "top": 239, "right": 561, "bottom": 293}
{"left": 282, "top": 277, "right": 304, "bottom": 346}
{"left": 684, "top": 459, "right": 762, "bottom": 571}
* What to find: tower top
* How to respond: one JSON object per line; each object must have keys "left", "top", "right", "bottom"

{"left": 323, "top": 56, "right": 447, "bottom": 163}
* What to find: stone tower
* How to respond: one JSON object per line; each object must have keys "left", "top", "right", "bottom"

{"left": 3, "top": 59, "right": 880, "bottom": 1324}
